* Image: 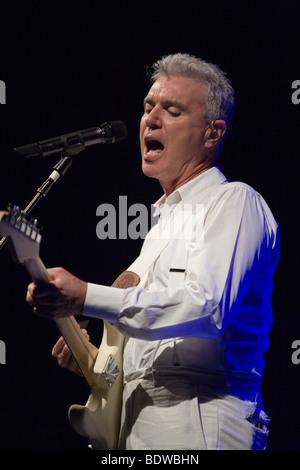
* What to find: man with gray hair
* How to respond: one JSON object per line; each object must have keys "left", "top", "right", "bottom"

{"left": 26, "top": 53, "right": 280, "bottom": 450}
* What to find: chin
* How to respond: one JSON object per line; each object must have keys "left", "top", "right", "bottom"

{"left": 142, "top": 163, "right": 160, "bottom": 179}
{"left": 142, "top": 170, "right": 158, "bottom": 180}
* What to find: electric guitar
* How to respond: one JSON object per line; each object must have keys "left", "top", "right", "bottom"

{"left": 0, "top": 203, "right": 140, "bottom": 449}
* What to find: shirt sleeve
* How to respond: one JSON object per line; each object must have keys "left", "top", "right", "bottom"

{"left": 82, "top": 184, "right": 279, "bottom": 340}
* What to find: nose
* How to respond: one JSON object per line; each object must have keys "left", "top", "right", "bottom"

{"left": 143, "top": 107, "right": 162, "bottom": 130}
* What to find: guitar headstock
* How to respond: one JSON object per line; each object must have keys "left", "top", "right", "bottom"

{"left": 0, "top": 203, "right": 42, "bottom": 264}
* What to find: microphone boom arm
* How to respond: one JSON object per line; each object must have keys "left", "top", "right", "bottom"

{"left": 0, "top": 154, "right": 73, "bottom": 250}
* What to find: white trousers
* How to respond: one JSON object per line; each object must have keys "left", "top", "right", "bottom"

{"left": 118, "top": 376, "right": 270, "bottom": 450}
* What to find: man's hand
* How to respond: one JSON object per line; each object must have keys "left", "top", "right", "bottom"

{"left": 26, "top": 267, "right": 88, "bottom": 319}
{"left": 52, "top": 329, "right": 90, "bottom": 374}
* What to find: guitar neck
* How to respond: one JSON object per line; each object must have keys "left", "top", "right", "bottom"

{"left": 54, "top": 316, "right": 98, "bottom": 387}
{"left": 25, "top": 257, "right": 98, "bottom": 388}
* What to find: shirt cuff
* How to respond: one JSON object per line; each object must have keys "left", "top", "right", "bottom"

{"left": 82, "top": 282, "right": 123, "bottom": 323}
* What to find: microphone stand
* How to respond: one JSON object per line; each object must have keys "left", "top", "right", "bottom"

{"left": 0, "top": 154, "right": 73, "bottom": 250}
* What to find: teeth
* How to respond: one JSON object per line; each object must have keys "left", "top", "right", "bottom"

{"left": 147, "top": 149, "right": 161, "bottom": 156}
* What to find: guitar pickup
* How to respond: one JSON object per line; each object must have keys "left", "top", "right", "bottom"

{"left": 101, "top": 355, "right": 119, "bottom": 389}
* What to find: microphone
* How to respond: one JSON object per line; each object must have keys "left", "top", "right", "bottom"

{"left": 14, "top": 120, "right": 128, "bottom": 158}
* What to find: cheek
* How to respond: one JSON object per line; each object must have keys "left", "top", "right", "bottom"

{"left": 139, "top": 118, "right": 146, "bottom": 147}
{"left": 169, "top": 130, "right": 194, "bottom": 153}
{"left": 179, "top": 129, "right": 204, "bottom": 153}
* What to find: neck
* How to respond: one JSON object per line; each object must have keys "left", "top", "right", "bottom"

{"left": 160, "top": 163, "right": 214, "bottom": 197}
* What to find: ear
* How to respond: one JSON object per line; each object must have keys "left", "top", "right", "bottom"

{"left": 204, "top": 119, "right": 227, "bottom": 149}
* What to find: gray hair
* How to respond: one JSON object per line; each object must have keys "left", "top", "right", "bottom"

{"left": 148, "top": 53, "right": 235, "bottom": 134}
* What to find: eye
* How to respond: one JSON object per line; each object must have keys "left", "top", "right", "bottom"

{"left": 165, "top": 105, "right": 181, "bottom": 117}
{"left": 144, "top": 106, "right": 153, "bottom": 115}
{"left": 168, "top": 109, "right": 180, "bottom": 117}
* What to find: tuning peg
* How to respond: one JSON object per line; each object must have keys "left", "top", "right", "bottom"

{"left": 5, "top": 202, "right": 42, "bottom": 242}
{"left": 7, "top": 205, "right": 19, "bottom": 225}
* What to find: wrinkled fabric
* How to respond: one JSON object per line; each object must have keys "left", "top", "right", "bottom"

{"left": 119, "top": 375, "right": 270, "bottom": 450}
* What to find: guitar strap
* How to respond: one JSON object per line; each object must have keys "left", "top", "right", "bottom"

{"left": 126, "top": 236, "right": 169, "bottom": 284}
{"left": 124, "top": 199, "right": 190, "bottom": 285}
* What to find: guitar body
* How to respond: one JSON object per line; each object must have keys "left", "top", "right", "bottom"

{"left": 0, "top": 205, "right": 140, "bottom": 450}
{"left": 69, "top": 321, "right": 125, "bottom": 450}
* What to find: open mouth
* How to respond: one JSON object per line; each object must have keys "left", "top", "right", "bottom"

{"left": 145, "top": 139, "right": 164, "bottom": 156}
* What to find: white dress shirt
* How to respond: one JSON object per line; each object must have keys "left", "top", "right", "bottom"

{"left": 83, "top": 166, "right": 280, "bottom": 397}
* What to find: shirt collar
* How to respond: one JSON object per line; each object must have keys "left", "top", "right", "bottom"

{"left": 153, "top": 166, "right": 227, "bottom": 217}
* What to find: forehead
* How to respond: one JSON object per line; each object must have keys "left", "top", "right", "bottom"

{"left": 146, "top": 75, "right": 207, "bottom": 105}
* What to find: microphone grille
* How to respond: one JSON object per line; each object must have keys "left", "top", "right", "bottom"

{"left": 109, "top": 121, "right": 128, "bottom": 142}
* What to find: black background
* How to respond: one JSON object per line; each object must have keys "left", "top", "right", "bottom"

{"left": 0, "top": 0, "right": 299, "bottom": 451}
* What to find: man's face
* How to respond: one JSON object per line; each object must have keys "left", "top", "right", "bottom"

{"left": 140, "top": 75, "right": 211, "bottom": 195}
